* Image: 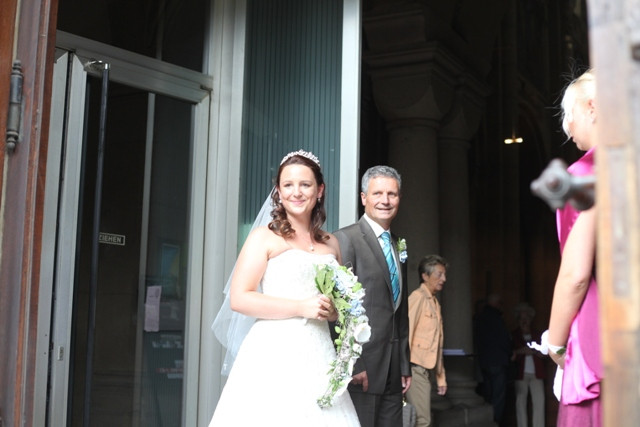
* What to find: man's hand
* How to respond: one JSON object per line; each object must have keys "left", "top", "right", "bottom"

{"left": 351, "top": 371, "right": 369, "bottom": 392}
{"left": 402, "top": 376, "right": 412, "bottom": 394}
{"left": 437, "top": 385, "right": 447, "bottom": 395}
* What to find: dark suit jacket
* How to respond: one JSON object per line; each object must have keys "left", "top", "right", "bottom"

{"left": 334, "top": 216, "right": 411, "bottom": 395}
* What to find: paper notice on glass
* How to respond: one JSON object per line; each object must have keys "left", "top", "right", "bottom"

{"left": 144, "top": 285, "right": 162, "bottom": 332}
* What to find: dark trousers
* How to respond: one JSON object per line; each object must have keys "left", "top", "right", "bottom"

{"left": 349, "top": 341, "right": 403, "bottom": 427}
{"left": 481, "top": 365, "right": 508, "bottom": 424}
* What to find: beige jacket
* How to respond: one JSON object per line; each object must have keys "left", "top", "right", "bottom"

{"left": 408, "top": 284, "right": 446, "bottom": 387}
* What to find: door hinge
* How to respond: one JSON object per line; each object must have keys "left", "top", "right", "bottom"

{"left": 6, "top": 60, "right": 23, "bottom": 153}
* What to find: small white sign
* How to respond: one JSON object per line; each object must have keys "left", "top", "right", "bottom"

{"left": 99, "top": 232, "right": 126, "bottom": 246}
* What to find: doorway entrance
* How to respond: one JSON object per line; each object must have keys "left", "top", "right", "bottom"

{"left": 44, "top": 35, "right": 210, "bottom": 426}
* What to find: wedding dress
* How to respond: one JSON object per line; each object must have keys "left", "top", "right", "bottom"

{"left": 209, "top": 250, "right": 360, "bottom": 427}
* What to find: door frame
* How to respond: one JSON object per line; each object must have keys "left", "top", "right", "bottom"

{"left": 40, "top": 32, "right": 212, "bottom": 426}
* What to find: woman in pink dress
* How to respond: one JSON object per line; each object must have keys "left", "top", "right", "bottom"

{"left": 548, "top": 70, "right": 602, "bottom": 427}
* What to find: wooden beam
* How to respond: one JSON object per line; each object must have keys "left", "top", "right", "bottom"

{"left": 587, "top": 1, "right": 640, "bottom": 426}
{"left": 0, "top": 0, "right": 59, "bottom": 425}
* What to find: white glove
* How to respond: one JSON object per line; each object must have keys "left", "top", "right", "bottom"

{"left": 527, "top": 329, "right": 549, "bottom": 355}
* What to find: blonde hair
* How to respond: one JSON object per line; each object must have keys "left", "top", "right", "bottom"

{"left": 561, "top": 70, "right": 596, "bottom": 138}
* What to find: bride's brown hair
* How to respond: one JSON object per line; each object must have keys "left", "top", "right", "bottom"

{"left": 268, "top": 153, "right": 328, "bottom": 243}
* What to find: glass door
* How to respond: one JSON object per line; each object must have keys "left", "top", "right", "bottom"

{"left": 46, "top": 38, "right": 210, "bottom": 426}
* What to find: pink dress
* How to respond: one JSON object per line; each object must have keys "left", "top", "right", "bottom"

{"left": 555, "top": 147, "right": 602, "bottom": 426}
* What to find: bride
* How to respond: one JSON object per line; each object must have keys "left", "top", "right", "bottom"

{"left": 209, "top": 150, "right": 361, "bottom": 426}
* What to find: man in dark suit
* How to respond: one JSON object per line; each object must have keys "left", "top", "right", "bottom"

{"left": 334, "top": 165, "right": 412, "bottom": 427}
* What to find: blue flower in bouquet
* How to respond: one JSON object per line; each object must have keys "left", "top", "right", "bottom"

{"left": 349, "top": 300, "right": 365, "bottom": 317}
{"left": 314, "top": 263, "right": 371, "bottom": 408}
{"left": 334, "top": 275, "right": 347, "bottom": 293}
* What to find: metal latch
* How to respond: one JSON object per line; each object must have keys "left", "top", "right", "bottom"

{"left": 6, "top": 60, "right": 23, "bottom": 152}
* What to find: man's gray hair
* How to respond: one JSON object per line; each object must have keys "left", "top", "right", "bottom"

{"left": 361, "top": 165, "right": 402, "bottom": 194}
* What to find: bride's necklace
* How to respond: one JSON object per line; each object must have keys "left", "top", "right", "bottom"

{"left": 298, "top": 232, "right": 315, "bottom": 252}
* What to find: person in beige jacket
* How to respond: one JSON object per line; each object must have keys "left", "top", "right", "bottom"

{"left": 406, "top": 254, "right": 448, "bottom": 427}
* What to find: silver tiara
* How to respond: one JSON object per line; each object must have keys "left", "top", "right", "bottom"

{"left": 280, "top": 149, "right": 320, "bottom": 166}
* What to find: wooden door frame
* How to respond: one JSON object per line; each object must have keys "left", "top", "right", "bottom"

{"left": 0, "top": 0, "right": 59, "bottom": 425}
{"left": 587, "top": 1, "right": 640, "bottom": 426}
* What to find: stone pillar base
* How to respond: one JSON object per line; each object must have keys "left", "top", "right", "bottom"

{"left": 430, "top": 356, "right": 497, "bottom": 426}
{"left": 433, "top": 403, "right": 497, "bottom": 427}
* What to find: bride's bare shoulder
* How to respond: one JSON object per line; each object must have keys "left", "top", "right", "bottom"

{"left": 244, "top": 227, "right": 278, "bottom": 246}
{"left": 245, "top": 226, "right": 289, "bottom": 256}
{"left": 248, "top": 226, "right": 274, "bottom": 238}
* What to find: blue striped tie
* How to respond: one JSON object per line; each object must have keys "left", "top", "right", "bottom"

{"left": 381, "top": 231, "right": 400, "bottom": 303}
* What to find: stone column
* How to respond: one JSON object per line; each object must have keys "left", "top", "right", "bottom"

{"left": 388, "top": 120, "right": 439, "bottom": 273}
{"left": 366, "top": 57, "right": 455, "bottom": 282}
{"left": 434, "top": 91, "right": 492, "bottom": 425}
{"left": 364, "top": 16, "right": 495, "bottom": 424}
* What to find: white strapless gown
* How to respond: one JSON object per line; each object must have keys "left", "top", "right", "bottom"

{"left": 210, "top": 250, "right": 360, "bottom": 427}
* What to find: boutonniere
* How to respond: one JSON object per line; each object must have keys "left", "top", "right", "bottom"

{"left": 397, "top": 238, "right": 407, "bottom": 263}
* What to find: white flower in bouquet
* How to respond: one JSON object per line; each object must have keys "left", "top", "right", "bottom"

{"left": 353, "top": 322, "right": 371, "bottom": 343}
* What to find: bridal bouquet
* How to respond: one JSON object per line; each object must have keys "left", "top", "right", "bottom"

{"left": 315, "top": 263, "right": 371, "bottom": 408}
